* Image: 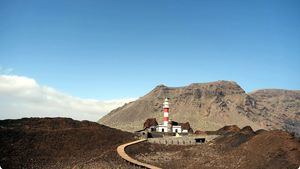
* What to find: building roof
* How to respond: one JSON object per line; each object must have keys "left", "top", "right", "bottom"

{"left": 143, "top": 118, "right": 158, "bottom": 129}
{"left": 178, "top": 122, "right": 192, "bottom": 130}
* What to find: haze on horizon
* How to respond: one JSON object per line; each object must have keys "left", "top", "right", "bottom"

{"left": 0, "top": 0, "right": 299, "bottom": 121}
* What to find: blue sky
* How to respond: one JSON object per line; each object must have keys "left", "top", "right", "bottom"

{"left": 1, "top": 0, "right": 300, "bottom": 100}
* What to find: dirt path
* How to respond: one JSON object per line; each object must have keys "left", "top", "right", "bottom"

{"left": 117, "top": 139, "right": 162, "bottom": 169}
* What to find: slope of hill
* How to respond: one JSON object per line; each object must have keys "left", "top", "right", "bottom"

{"left": 0, "top": 118, "right": 134, "bottom": 169}
{"left": 99, "top": 81, "right": 300, "bottom": 136}
{"left": 249, "top": 89, "right": 300, "bottom": 135}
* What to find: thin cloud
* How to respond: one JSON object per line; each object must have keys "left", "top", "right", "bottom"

{"left": 0, "top": 66, "right": 13, "bottom": 75}
{"left": 0, "top": 75, "right": 136, "bottom": 121}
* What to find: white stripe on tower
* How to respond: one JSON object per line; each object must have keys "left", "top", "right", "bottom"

{"left": 163, "top": 98, "right": 169, "bottom": 126}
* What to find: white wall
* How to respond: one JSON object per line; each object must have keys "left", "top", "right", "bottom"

{"left": 157, "top": 126, "right": 168, "bottom": 132}
{"left": 172, "top": 126, "right": 182, "bottom": 133}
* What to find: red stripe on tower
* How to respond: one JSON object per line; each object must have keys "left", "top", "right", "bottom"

{"left": 163, "top": 98, "right": 169, "bottom": 126}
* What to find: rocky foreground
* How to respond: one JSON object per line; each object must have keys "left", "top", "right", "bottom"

{"left": 127, "top": 126, "right": 300, "bottom": 169}
{"left": 1, "top": 118, "right": 299, "bottom": 169}
{"left": 0, "top": 118, "right": 134, "bottom": 169}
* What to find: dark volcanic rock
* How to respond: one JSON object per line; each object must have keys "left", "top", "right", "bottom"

{"left": 214, "top": 126, "right": 256, "bottom": 150}
{"left": 240, "top": 126, "right": 255, "bottom": 134}
{"left": 178, "top": 122, "right": 193, "bottom": 133}
{"left": 127, "top": 127, "right": 300, "bottom": 169}
{"left": 216, "top": 125, "right": 241, "bottom": 135}
{"left": 143, "top": 118, "right": 158, "bottom": 129}
{"left": 194, "top": 130, "right": 208, "bottom": 135}
{"left": 0, "top": 118, "right": 134, "bottom": 169}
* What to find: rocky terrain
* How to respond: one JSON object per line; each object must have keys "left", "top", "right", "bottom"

{"left": 127, "top": 126, "right": 300, "bottom": 169}
{"left": 99, "top": 81, "right": 300, "bottom": 136}
{"left": 1, "top": 118, "right": 299, "bottom": 169}
{"left": 0, "top": 118, "right": 135, "bottom": 169}
{"left": 249, "top": 89, "right": 300, "bottom": 136}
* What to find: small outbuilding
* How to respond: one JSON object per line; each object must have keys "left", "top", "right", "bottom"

{"left": 172, "top": 125, "right": 182, "bottom": 133}
{"left": 143, "top": 118, "right": 158, "bottom": 131}
{"left": 157, "top": 125, "right": 168, "bottom": 132}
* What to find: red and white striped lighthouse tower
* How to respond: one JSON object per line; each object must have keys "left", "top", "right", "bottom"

{"left": 163, "top": 98, "right": 169, "bottom": 126}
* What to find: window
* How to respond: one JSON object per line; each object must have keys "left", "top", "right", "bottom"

{"left": 175, "top": 129, "right": 178, "bottom": 133}
{"left": 195, "top": 138, "right": 205, "bottom": 143}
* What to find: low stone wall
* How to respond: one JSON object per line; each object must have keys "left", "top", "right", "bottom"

{"left": 147, "top": 135, "right": 219, "bottom": 145}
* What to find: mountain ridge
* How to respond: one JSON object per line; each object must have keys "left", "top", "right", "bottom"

{"left": 99, "top": 80, "right": 300, "bottom": 136}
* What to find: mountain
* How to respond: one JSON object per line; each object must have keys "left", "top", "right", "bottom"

{"left": 99, "top": 81, "right": 300, "bottom": 136}
{"left": 248, "top": 89, "right": 300, "bottom": 135}
{"left": 0, "top": 118, "right": 134, "bottom": 169}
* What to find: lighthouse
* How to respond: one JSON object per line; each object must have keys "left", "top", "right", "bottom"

{"left": 163, "top": 98, "right": 169, "bottom": 126}
{"left": 143, "top": 97, "right": 191, "bottom": 134}
{"left": 156, "top": 98, "right": 170, "bottom": 132}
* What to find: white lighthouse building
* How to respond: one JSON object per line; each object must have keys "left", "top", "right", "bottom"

{"left": 145, "top": 97, "right": 190, "bottom": 134}
{"left": 157, "top": 98, "right": 170, "bottom": 132}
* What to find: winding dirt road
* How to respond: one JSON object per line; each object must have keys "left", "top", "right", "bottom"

{"left": 117, "top": 139, "right": 161, "bottom": 169}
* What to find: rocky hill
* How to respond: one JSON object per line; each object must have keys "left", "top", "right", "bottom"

{"left": 0, "top": 118, "right": 134, "bottom": 169}
{"left": 249, "top": 89, "right": 300, "bottom": 136}
{"left": 99, "top": 81, "right": 300, "bottom": 136}
{"left": 127, "top": 127, "right": 300, "bottom": 169}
